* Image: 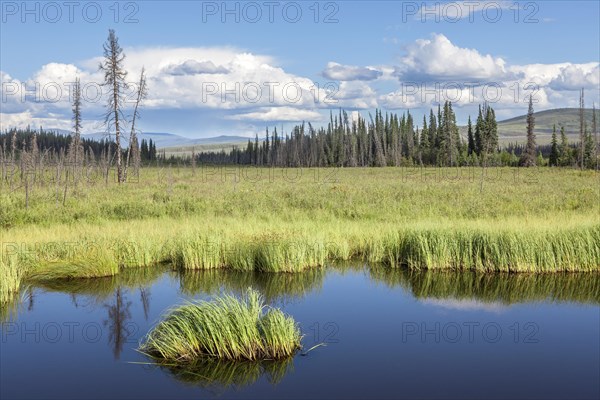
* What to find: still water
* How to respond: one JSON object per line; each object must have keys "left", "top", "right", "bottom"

{"left": 1, "top": 265, "right": 599, "bottom": 399}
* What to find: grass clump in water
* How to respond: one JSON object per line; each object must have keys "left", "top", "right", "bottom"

{"left": 139, "top": 288, "right": 302, "bottom": 362}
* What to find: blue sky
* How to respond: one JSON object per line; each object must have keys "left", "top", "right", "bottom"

{"left": 1, "top": 0, "right": 599, "bottom": 138}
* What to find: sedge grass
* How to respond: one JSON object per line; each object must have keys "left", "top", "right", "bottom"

{"left": 0, "top": 167, "right": 598, "bottom": 303}
{"left": 0, "top": 255, "right": 24, "bottom": 306}
{"left": 139, "top": 288, "right": 302, "bottom": 362}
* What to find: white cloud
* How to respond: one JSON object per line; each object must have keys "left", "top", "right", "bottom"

{"left": 1, "top": 46, "right": 331, "bottom": 133}
{"left": 163, "top": 60, "right": 229, "bottom": 75}
{"left": 322, "top": 62, "right": 383, "bottom": 81}
{"left": 397, "top": 33, "right": 511, "bottom": 82}
{"left": 548, "top": 64, "right": 600, "bottom": 91}
{"left": 227, "top": 106, "right": 322, "bottom": 122}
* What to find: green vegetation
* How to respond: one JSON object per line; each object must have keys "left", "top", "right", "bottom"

{"left": 382, "top": 224, "right": 599, "bottom": 272}
{"left": 139, "top": 289, "right": 302, "bottom": 361}
{"left": 0, "top": 255, "right": 23, "bottom": 306}
{"left": 1, "top": 167, "right": 598, "bottom": 307}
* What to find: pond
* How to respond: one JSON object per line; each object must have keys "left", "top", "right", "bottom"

{"left": 1, "top": 265, "right": 599, "bottom": 399}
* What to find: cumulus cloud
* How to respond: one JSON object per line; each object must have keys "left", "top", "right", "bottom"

{"left": 322, "top": 62, "right": 383, "bottom": 81}
{"left": 227, "top": 106, "right": 322, "bottom": 122}
{"left": 548, "top": 64, "right": 600, "bottom": 91}
{"left": 163, "top": 60, "right": 229, "bottom": 75}
{"left": 332, "top": 81, "right": 379, "bottom": 109}
{"left": 396, "top": 33, "right": 511, "bottom": 82}
{"left": 1, "top": 46, "right": 333, "bottom": 132}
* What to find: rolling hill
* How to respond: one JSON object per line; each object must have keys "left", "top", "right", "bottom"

{"left": 476, "top": 108, "right": 599, "bottom": 145}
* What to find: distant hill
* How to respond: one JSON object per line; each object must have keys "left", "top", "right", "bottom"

{"left": 460, "top": 108, "right": 600, "bottom": 145}
{"left": 161, "top": 136, "right": 257, "bottom": 157}
{"left": 81, "top": 131, "right": 193, "bottom": 148}
{"left": 46, "top": 131, "right": 254, "bottom": 149}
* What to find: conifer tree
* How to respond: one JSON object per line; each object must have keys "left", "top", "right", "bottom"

{"left": 467, "top": 116, "right": 475, "bottom": 155}
{"left": 549, "top": 124, "right": 559, "bottom": 167}
{"left": 520, "top": 95, "right": 537, "bottom": 167}
{"left": 558, "top": 126, "right": 571, "bottom": 167}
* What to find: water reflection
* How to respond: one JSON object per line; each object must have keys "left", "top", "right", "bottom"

{"left": 151, "top": 357, "right": 294, "bottom": 390}
{"left": 179, "top": 268, "right": 325, "bottom": 304}
{"left": 368, "top": 266, "right": 600, "bottom": 305}
{"left": 103, "top": 288, "right": 133, "bottom": 360}
{"left": 34, "top": 267, "right": 168, "bottom": 305}
{"left": 1, "top": 264, "right": 599, "bottom": 399}
{"left": 140, "top": 287, "right": 151, "bottom": 321}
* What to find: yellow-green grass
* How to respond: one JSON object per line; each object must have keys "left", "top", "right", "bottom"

{"left": 381, "top": 224, "right": 600, "bottom": 272}
{"left": 0, "top": 255, "right": 24, "bottom": 306}
{"left": 1, "top": 167, "right": 598, "bottom": 305}
{"left": 139, "top": 288, "right": 302, "bottom": 361}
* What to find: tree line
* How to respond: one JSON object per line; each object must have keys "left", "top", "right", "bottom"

{"left": 194, "top": 96, "right": 597, "bottom": 169}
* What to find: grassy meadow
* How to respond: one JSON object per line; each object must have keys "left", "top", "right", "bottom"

{"left": 1, "top": 166, "right": 599, "bottom": 306}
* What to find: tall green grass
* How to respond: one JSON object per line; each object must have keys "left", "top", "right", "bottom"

{"left": 382, "top": 225, "right": 600, "bottom": 272}
{"left": 0, "top": 255, "right": 25, "bottom": 309}
{"left": 1, "top": 167, "right": 598, "bottom": 307}
{"left": 25, "top": 242, "right": 119, "bottom": 280}
{"left": 139, "top": 288, "right": 302, "bottom": 361}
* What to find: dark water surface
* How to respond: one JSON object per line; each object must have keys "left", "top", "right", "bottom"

{"left": 1, "top": 265, "right": 599, "bottom": 399}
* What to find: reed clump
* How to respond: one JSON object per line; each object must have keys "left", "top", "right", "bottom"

{"left": 139, "top": 288, "right": 302, "bottom": 362}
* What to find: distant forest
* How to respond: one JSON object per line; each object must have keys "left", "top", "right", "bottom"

{"left": 1, "top": 102, "right": 597, "bottom": 169}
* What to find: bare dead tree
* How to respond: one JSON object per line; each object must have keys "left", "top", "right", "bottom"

{"left": 30, "top": 132, "right": 38, "bottom": 185}
{"left": 69, "top": 77, "right": 84, "bottom": 186}
{"left": 0, "top": 139, "right": 5, "bottom": 185}
{"left": 99, "top": 29, "right": 128, "bottom": 184}
{"left": 9, "top": 130, "right": 17, "bottom": 190}
{"left": 579, "top": 88, "right": 585, "bottom": 170}
{"left": 593, "top": 103, "right": 598, "bottom": 171}
{"left": 125, "top": 67, "right": 148, "bottom": 182}
{"left": 191, "top": 147, "right": 196, "bottom": 175}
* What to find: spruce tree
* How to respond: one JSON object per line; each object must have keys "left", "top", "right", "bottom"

{"left": 558, "top": 126, "right": 571, "bottom": 167}
{"left": 520, "top": 95, "right": 537, "bottom": 167}
{"left": 549, "top": 124, "right": 559, "bottom": 167}
{"left": 467, "top": 116, "right": 475, "bottom": 155}
{"left": 474, "top": 105, "right": 483, "bottom": 156}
